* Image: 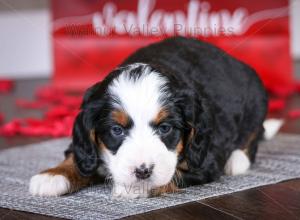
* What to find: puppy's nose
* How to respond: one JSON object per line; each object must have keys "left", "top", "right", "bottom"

{"left": 134, "top": 163, "right": 154, "bottom": 180}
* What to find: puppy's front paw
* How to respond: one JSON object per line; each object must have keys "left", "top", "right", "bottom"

{"left": 29, "top": 173, "right": 71, "bottom": 196}
{"left": 112, "top": 183, "right": 149, "bottom": 199}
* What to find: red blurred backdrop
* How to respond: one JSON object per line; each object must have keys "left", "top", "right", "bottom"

{"left": 52, "top": 0, "right": 292, "bottom": 93}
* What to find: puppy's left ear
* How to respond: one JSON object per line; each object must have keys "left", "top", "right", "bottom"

{"left": 184, "top": 97, "right": 214, "bottom": 169}
{"left": 71, "top": 111, "right": 100, "bottom": 176}
{"left": 177, "top": 94, "right": 219, "bottom": 185}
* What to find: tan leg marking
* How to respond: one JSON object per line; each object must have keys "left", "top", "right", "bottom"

{"left": 41, "top": 154, "right": 93, "bottom": 192}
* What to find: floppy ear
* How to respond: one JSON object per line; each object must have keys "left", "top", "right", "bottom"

{"left": 71, "top": 111, "right": 100, "bottom": 176}
{"left": 70, "top": 82, "right": 105, "bottom": 176}
{"left": 184, "top": 97, "right": 214, "bottom": 170}
{"left": 70, "top": 73, "right": 121, "bottom": 176}
{"left": 176, "top": 91, "right": 222, "bottom": 185}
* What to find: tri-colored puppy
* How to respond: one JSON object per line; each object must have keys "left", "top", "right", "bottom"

{"left": 29, "top": 37, "right": 269, "bottom": 198}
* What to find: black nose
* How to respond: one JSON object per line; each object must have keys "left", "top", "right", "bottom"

{"left": 135, "top": 164, "right": 154, "bottom": 180}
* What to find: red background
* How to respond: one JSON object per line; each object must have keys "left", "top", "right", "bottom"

{"left": 52, "top": 0, "right": 292, "bottom": 92}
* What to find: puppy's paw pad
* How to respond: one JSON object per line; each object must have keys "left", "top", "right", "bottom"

{"left": 29, "top": 173, "right": 70, "bottom": 196}
{"left": 224, "top": 149, "right": 250, "bottom": 176}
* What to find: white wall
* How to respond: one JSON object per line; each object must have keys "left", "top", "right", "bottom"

{"left": 0, "top": 4, "right": 52, "bottom": 78}
{"left": 0, "top": 1, "right": 299, "bottom": 79}
{"left": 291, "top": 0, "right": 300, "bottom": 59}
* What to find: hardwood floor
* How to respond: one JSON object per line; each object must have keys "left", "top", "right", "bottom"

{"left": 0, "top": 79, "right": 299, "bottom": 220}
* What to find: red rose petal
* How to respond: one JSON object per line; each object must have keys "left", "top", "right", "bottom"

{"left": 0, "top": 85, "right": 83, "bottom": 138}
{"left": 270, "top": 85, "right": 295, "bottom": 98}
{"left": 35, "top": 86, "right": 64, "bottom": 102}
{"left": 61, "top": 95, "right": 83, "bottom": 108}
{"left": 288, "top": 109, "right": 300, "bottom": 119}
{"left": 0, "top": 119, "right": 21, "bottom": 136}
{"left": 0, "top": 79, "right": 14, "bottom": 93}
{"left": 45, "top": 106, "right": 72, "bottom": 119}
{"left": 16, "top": 99, "right": 49, "bottom": 109}
{"left": 268, "top": 99, "right": 286, "bottom": 112}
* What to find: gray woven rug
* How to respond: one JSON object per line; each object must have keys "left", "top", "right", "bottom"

{"left": 0, "top": 134, "right": 300, "bottom": 220}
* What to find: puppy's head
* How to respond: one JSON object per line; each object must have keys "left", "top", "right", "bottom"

{"left": 72, "top": 63, "right": 211, "bottom": 195}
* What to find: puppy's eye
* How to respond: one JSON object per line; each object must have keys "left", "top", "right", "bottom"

{"left": 111, "top": 125, "right": 124, "bottom": 137}
{"left": 158, "top": 123, "right": 172, "bottom": 135}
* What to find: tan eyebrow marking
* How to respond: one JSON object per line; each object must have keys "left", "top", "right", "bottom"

{"left": 41, "top": 154, "right": 93, "bottom": 193}
{"left": 153, "top": 108, "right": 169, "bottom": 125}
{"left": 111, "top": 110, "right": 129, "bottom": 127}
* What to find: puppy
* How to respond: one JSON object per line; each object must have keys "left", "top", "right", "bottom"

{"left": 29, "top": 37, "right": 268, "bottom": 198}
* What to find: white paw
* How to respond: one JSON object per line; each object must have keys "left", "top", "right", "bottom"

{"left": 29, "top": 173, "right": 71, "bottom": 196}
{"left": 224, "top": 149, "right": 250, "bottom": 176}
{"left": 112, "top": 183, "right": 149, "bottom": 199}
{"left": 263, "top": 119, "right": 284, "bottom": 140}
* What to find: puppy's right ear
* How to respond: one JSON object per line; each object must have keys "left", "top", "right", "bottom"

{"left": 72, "top": 80, "right": 110, "bottom": 176}
{"left": 71, "top": 111, "right": 100, "bottom": 177}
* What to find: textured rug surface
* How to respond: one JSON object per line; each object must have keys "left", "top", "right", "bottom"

{"left": 0, "top": 134, "right": 300, "bottom": 220}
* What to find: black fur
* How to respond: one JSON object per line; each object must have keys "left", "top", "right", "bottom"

{"left": 67, "top": 37, "right": 268, "bottom": 187}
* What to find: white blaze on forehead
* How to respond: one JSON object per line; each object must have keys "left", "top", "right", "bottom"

{"left": 109, "top": 65, "right": 168, "bottom": 122}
